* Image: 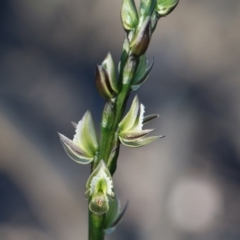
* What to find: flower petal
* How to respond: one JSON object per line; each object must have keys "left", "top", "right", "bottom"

{"left": 132, "top": 103, "right": 145, "bottom": 130}
{"left": 86, "top": 160, "right": 113, "bottom": 196}
{"left": 73, "top": 111, "right": 98, "bottom": 155}
{"left": 119, "top": 96, "right": 139, "bottom": 133}
{"left": 131, "top": 58, "right": 154, "bottom": 91}
{"left": 120, "top": 129, "right": 154, "bottom": 141}
{"left": 71, "top": 121, "right": 77, "bottom": 128}
{"left": 120, "top": 135, "right": 164, "bottom": 147}
{"left": 58, "top": 133, "right": 94, "bottom": 164}
{"left": 143, "top": 114, "right": 159, "bottom": 124}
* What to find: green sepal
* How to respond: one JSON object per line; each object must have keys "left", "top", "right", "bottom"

{"left": 86, "top": 160, "right": 113, "bottom": 191}
{"left": 118, "top": 35, "right": 130, "bottom": 77}
{"left": 143, "top": 114, "right": 159, "bottom": 124}
{"left": 120, "top": 135, "right": 164, "bottom": 147}
{"left": 155, "top": 0, "right": 179, "bottom": 17}
{"left": 120, "top": 129, "right": 154, "bottom": 142}
{"left": 121, "top": 0, "right": 139, "bottom": 30}
{"left": 122, "top": 55, "right": 139, "bottom": 85}
{"left": 132, "top": 55, "right": 147, "bottom": 84}
{"left": 131, "top": 58, "right": 154, "bottom": 91}
{"left": 104, "top": 196, "right": 128, "bottom": 235}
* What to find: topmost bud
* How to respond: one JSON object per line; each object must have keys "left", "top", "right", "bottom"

{"left": 121, "top": 0, "right": 139, "bottom": 30}
{"left": 139, "top": 0, "right": 157, "bottom": 19}
{"left": 155, "top": 0, "right": 179, "bottom": 17}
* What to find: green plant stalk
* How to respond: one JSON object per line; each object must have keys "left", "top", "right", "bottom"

{"left": 88, "top": 210, "right": 105, "bottom": 240}
{"left": 58, "top": 1, "right": 179, "bottom": 238}
{"left": 87, "top": 0, "right": 179, "bottom": 236}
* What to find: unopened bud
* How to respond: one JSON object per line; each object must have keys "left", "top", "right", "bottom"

{"left": 139, "top": 0, "right": 157, "bottom": 19}
{"left": 121, "top": 0, "right": 138, "bottom": 30}
{"left": 155, "top": 0, "right": 179, "bottom": 17}
{"left": 95, "top": 53, "right": 118, "bottom": 100}
{"left": 130, "top": 17, "right": 151, "bottom": 56}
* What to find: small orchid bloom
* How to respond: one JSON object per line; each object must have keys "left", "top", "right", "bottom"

{"left": 118, "top": 95, "right": 163, "bottom": 147}
{"left": 58, "top": 111, "right": 98, "bottom": 164}
{"left": 86, "top": 160, "right": 114, "bottom": 215}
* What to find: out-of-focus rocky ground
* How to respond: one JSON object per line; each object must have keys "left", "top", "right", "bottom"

{"left": 1, "top": 0, "right": 240, "bottom": 239}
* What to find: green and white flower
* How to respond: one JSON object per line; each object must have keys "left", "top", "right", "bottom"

{"left": 118, "top": 95, "right": 163, "bottom": 147}
{"left": 86, "top": 160, "right": 114, "bottom": 215}
{"left": 58, "top": 111, "right": 98, "bottom": 164}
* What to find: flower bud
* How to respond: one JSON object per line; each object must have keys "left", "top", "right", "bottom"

{"left": 130, "top": 17, "right": 151, "bottom": 57}
{"left": 121, "top": 0, "right": 138, "bottom": 30}
{"left": 139, "top": 0, "right": 157, "bottom": 19}
{"left": 155, "top": 0, "right": 179, "bottom": 17}
{"left": 95, "top": 53, "right": 118, "bottom": 100}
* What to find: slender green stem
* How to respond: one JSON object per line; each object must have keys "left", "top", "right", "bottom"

{"left": 88, "top": 210, "right": 105, "bottom": 240}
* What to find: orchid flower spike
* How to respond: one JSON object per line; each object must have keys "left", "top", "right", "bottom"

{"left": 86, "top": 160, "right": 114, "bottom": 215}
{"left": 58, "top": 111, "right": 98, "bottom": 164}
{"left": 118, "top": 95, "right": 164, "bottom": 147}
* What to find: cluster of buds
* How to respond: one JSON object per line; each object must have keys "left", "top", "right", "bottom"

{"left": 121, "top": 0, "right": 179, "bottom": 57}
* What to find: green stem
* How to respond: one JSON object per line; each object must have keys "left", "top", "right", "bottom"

{"left": 88, "top": 210, "right": 105, "bottom": 240}
{"left": 89, "top": 38, "right": 139, "bottom": 240}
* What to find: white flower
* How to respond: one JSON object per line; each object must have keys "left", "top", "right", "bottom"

{"left": 58, "top": 111, "right": 98, "bottom": 164}
{"left": 118, "top": 95, "right": 163, "bottom": 147}
{"left": 86, "top": 160, "right": 114, "bottom": 215}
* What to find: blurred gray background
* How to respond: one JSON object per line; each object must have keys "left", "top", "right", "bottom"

{"left": 1, "top": 0, "right": 240, "bottom": 239}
